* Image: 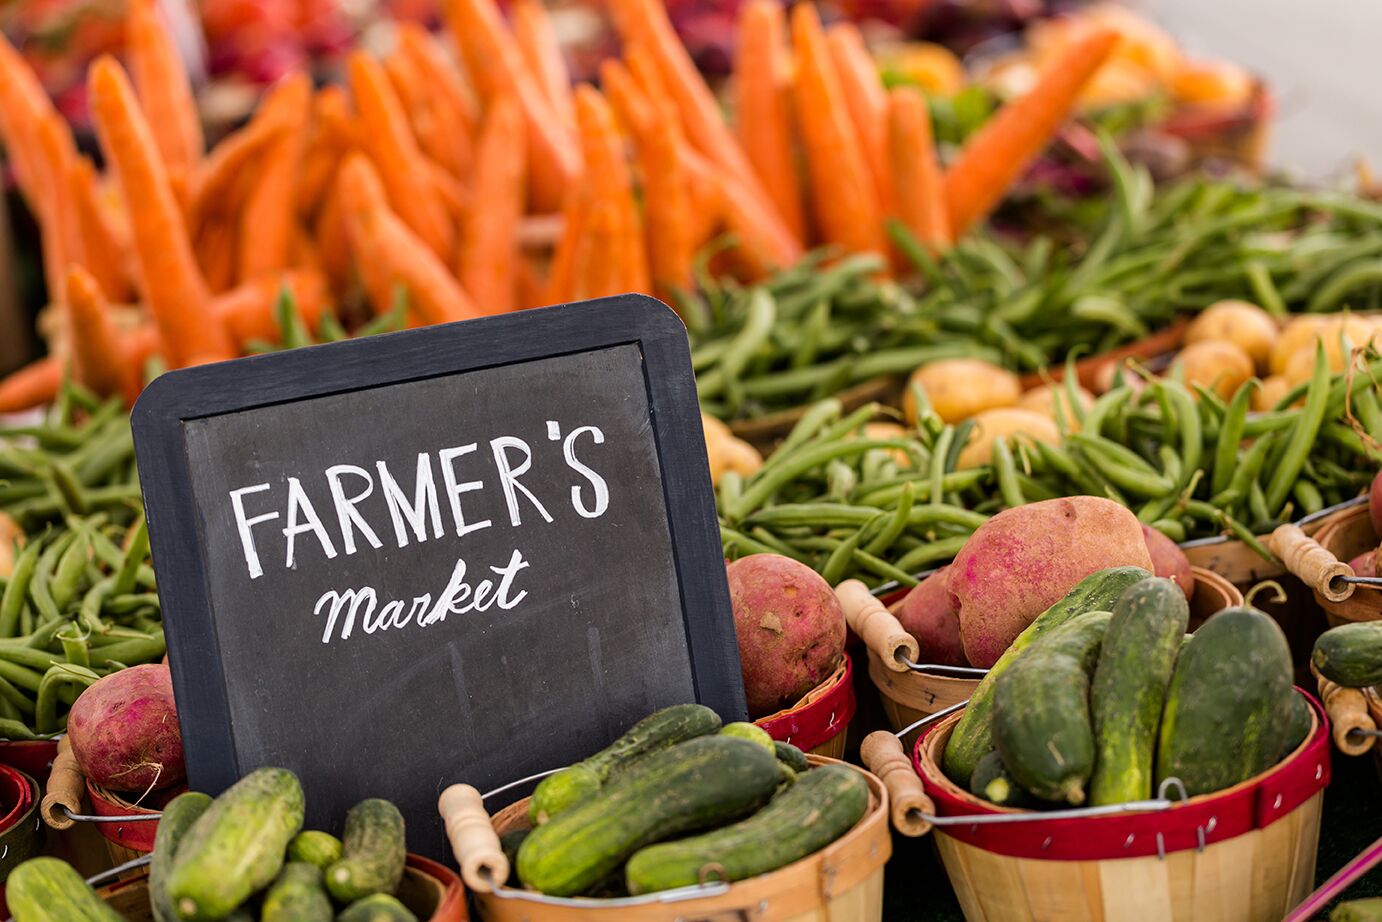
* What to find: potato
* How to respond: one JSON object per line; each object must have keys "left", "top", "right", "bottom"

{"left": 1091, "top": 358, "right": 1147, "bottom": 396}
{"left": 1184, "top": 299, "right": 1278, "bottom": 372}
{"left": 1281, "top": 316, "right": 1380, "bottom": 385}
{"left": 1254, "top": 375, "right": 1292, "bottom": 411}
{"left": 0, "top": 511, "right": 19, "bottom": 579}
{"left": 1015, "top": 383, "right": 1095, "bottom": 427}
{"left": 905, "top": 359, "right": 1020, "bottom": 424}
{"left": 955, "top": 408, "right": 1061, "bottom": 470}
{"left": 702, "top": 413, "right": 762, "bottom": 485}
{"left": 1268, "top": 316, "right": 1329, "bottom": 374}
{"left": 726, "top": 555, "right": 847, "bottom": 718}
{"left": 1173, "top": 340, "right": 1253, "bottom": 400}
{"left": 1349, "top": 549, "right": 1377, "bottom": 580}
{"left": 859, "top": 421, "right": 913, "bottom": 467}
{"left": 1141, "top": 523, "right": 1195, "bottom": 600}
{"left": 1269, "top": 315, "right": 1376, "bottom": 375}
{"left": 949, "top": 497, "right": 1154, "bottom": 667}
{"left": 895, "top": 567, "right": 966, "bottom": 666}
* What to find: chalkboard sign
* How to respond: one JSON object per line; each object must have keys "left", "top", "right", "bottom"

{"left": 131, "top": 295, "right": 744, "bottom": 860}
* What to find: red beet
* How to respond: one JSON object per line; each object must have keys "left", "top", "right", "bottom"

{"left": 68, "top": 664, "right": 184, "bottom": 793}
{"left": 1141, "top": 524, "right": 1195, "bottom": 601}
{"left": 1350, "top": 550, "right": 1378, "bottom": 579}
{"left": 896, "top": 567, "right": 967, "bottom": 666}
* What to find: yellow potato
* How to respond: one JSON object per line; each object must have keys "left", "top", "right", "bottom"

{"left": 859, "top": 422, "right": 913, "bottom": 467}
{"left": 1268, "top": 315, "right": 1330, "bottom": 374}
{"left": 1254, "top": 375, "right": 1292, "bottom": 412}
{"left": 0, "top": 511, "right": 19, "bottom": 579}
{"left": 905, "top": 359, "right": 1020, "bottom": 424}
{"left": 1016, "top": 383, "right": 1096, "bottom": 429}
{"left": 955, "top": 408, "right": 1062, "bottom": 470}
{"left": 1278, "top": 316, "right": 1379, "bottom": 383}
{"left": 1184, "top": 299, "right": 1278, "bottom": 372}
{"left": 1174, "top": 340, "right": 1254, "bottom": 400}
{"left": 702, "top": 413, "right": 762, "bottom": 485}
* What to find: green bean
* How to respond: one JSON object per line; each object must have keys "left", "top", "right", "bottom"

{"left": 944, "top": 420, "right": 975, "bottom": 476}
{"left": 720, "top": 528, "right": 779, "bottom": 558}
{"left": 1264, "top": 341, "right": 1332, "bottom": 515}
{"left": 1306, "top": 258, "right": 1382, "bottom": 312}
{"left": 1069, "top": 435, "right": 1174, "bottom": 493}
{"left": 22, "top": 617, "right": 68, "bottom": 650}
{"left": 1211, "top": 380, "right": 1258, "bottom": 496}
{"left": 1150, "top": 519, "right": 1187, "bottom": 543}
{"left": 850, "top": 470, "right": 988, "bottom": 506}
{"left": 1159, "top": 381, "right": 1201, "bottom": 493}
{"left": 1291, "top": 480, "right": 1324, "bottom": 516}
{"left": 791, "top": 300, "right": 830, "bottom": 370}
{"left": 1014, "top": 473, "right": 1060, "bottom": 502}
{"left": 1157, "top": 445, "right": 1182, "bottom": 491}
{"left": 1222, "top": 514, "right": 1276, "bottom": 562}
{"left": 0, "top": 542, "right": 39, "bottom": 637}
{"left": 930, "top": 427, "right": 954, "bottom": 509}
{"left": 1242, "top": 411, "right": 1297, "bottom": 437}
{"left": 892, "top": 535, "right": 971, "bottom": 573}
{"left": 50, "top": 531, "right": 90, "bottom": 610}
{"left": 1081, "top": 388, "right": 1132, "bottom": 439}
{"left": 29, "top": 532, "right": 76, "bottom": 624}
{"left": 103, "top": 594, "right": 160, "bottom": 616}
{"left": 79, "top": 577, "right": 116, "bottom": 635}
{"left": 745, "top": 528, "right": 810, "bottom": 563}
{"left": 36, "top": 663, "right": 101, "bottom": 735}
{"left": 57, "top": 624, "right": 90, "bottom": 669}
{"left": 821, "top": 529, "right": 867, "bottom": 586}
{"left": 0, "top": 675, "right": 33, "bottom": 716}
{"left": 0, "top": 720, "right": 51, "bottom": 741}
{"left": 1245, "top": 260, "right": 1287, "bottom": 317}
{"left": 993, "top": 439, "right": 1025, "bottom": 509}
{"left": 728, "top": 437, "right": 912, "bottom": 521}
{"left": 865, "top": 482, "right": 915, "bottom": 556}
{"left": 718, "top": 289, "right": 778, "bottom": 411}
{"left": 87, "top": 631, "right": 165, "bottom": 667}
{"left": 0, "top": 659, "right": 44, "bottom": 693}
{"left": 0, "top": 642, "right": 63, "bottom": 671}
{"left": 717, "top": 471, "right": 743, "bottom": 510}
{"left": 1248, "top": 479, "right": 1272, "bottom": 527}
{"left": 848, "top": 548, "right": 919, "bottom": 587}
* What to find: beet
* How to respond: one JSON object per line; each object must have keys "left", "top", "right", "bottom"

{"left": 896, "top": 567, "right": 967, "bottom": 666}
{"left": 68, "top": 664, "right": 184, "bottom": 793}
{"left": 1141, "top": 524, "right": 1195, "bottom": 601}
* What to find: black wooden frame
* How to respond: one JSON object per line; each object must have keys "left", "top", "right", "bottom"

{"left": 131, "top": 294, "right": 745, "bottom": 796}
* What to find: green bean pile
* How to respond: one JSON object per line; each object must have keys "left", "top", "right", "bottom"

{"left": 720, "top": 346, "right": 1382, "bottom": 587}
{"left": 0, "top": 515, "right": 164, "bottom": 739}
{"left": 691, "top": 142, "right": 1382, "bottom": 423}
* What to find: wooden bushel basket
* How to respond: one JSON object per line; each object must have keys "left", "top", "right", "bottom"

{"left": 903, "top": 692, "right": 1328, "bottom": 922}
{"left": 852, "top": 569, "right": 1241, "bottom": 749}
{"left": 440, "top": 756, "right": 891, "bottom": 922}
{"left": 755, "top": 653, "right": 857, "bottom": 759}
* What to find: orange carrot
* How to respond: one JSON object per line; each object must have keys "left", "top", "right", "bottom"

{"left": 715, "top": 165, "right": 803, "bottom": 276}
{"left": 396, "top": 23, "right": 480, "bottom": 170}
{"left": 429, "top": 160, "right": 472, "bottom": 231}
{"left": 827, "top": 22, "right": 889, "bottom": 210}
{"left": 383, "top": 49, "right": 453, "bottom": 181}
{"left": 511, "top": 0, "right": 574, "bottom": 127}
{"left": 459, "top": 96, "right": 526, "bottom": 313}
{"left": 574, "top": 86, "right": 648, "bottom": 295}
{"left": 126, "top": 0, "right": 203, "bottom": 181}
{"left": 347, "top": 51, "right": 455, "bottom": 261}
{"left": 573, "top": 203, "right": 623, "bottom": 299}
{"left": 296, "top": 87, "right": 352, "bottom": 219}
{"left": 35, "top": 113, "right": 83, "bottom": 302}
{"left": 887, "top": 85, "right": 950, "bottom": 255}
{"left": 678, "top": 142, "right": 726, "bottom": 249}
{"left": 546, "top": 184, "right": 591, "bottom": 304}
{"left": 444, "top": 0, "right": 579, "bottom": 212}
{"left": 0, "top": 357, "right": 62, "bottom": 414}
{"left": 64, "top": 265, "right": 133, "bottom": 400}
{"left": 515, "top": 258, "right": 546, "bottom": 310}
{"left": 337, "top": 153, "right": 481, "bottom": 324}
{"left": 734, "top": 0, "right": 805, "bottom": 241}
{"left": 314, "top": 185, "right": 352, "bottom": 292}
{"left": 70, "top": 157, "right": 134, "bottom": 302}
{"left": 944, "top": 29, "right": 1119, "bottom": 237}
{"left": 196, "top": 215, "right": 239, "bottom": 294}
{"left": 215, "top": 269, "right": 332, "bottom": 344}
{"left": 0, "top": 33, "right": 69, "bottom": 215}
{"left": 790, "top": 4, "right": 884, "bottom": 255}
{"left": 187, "top": 111, "right": 290, "bottom": 232}
{"left": 238, "top": 74, "right": 311, "bottom": 281}
{"left": 600, "top": 59, "right": 654, "bottom": 136}
{"left": 88, "top": 56, "right": 231, "bottom": 366}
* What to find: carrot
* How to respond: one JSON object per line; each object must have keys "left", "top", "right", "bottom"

{"left": 734, "top": 0, "right": 806, "bottom": 241}
{"left": 347, "top": 51, "right": 455, "bottom": 261}
{"left": 546, "top": 184, "right": 590, "bottom": 304}
{"left": 383, "top": 49, "right": 454, "bottom": 182}
{"left": 64, "top": 265, "right": 133, "bottom": 400}
{"left": 397, "top": 22, "right": 479, "bottom": 179}
{"left": 196, "top": 215, "right": 239, "bottom": 294}
{"left": 313, "top": 184, "right": 352, "bottom": 292}
{"left": 790, "top": 4, "right": 884, "bottom": 255}
{"left": 0, "top": 357, "right": 62, "bottom": 414}
{"left": 511, "top": 0, "right": 574, "bottom": 127}
{"left": 944, "top": 28, "right": 1119, "bottom": 237}
{"left": 237, "top": 74, "right": 311, "bottom": 281}
{"left": 715, "top": 165, "right": 804, "bottom": 276}
{"left": 187, "top": 110, "right": 290, "bottom": 233}
{"left": 444, "top": 0, "right": 579, "bottom": 212}
{"left": 126, "top": 0, "right": 203, "bottom": 181}
{"left": 678, "top": 142, "right": 726, "bottom": 249}
{"left": 337, "top": 153, "right": 481, "bottom": 324}
{"left": 35, "top": 113, "right": 83, "bottom": 302}
{"left": 70, "top": 157, "right": 134, "bottom": 303}
{"left": 0, "top": 33, "right": 68, "bottom": 215}
{"left": 887, "top": 85, "right": 950, "bottom": 256}
{"left": 826, "top": 22, "right": 889, "bottom": 209}
{"left": 600, "top": 59, "right": 653, "bottom": 136}
{"left": 515, "top": 258, "right": 546, "bottom": 310}
{"left": 573, "top": 203, "right": 623, "bottom": 300}
{"left": 459, "top": 97, "right": 526, "bottom": 313}
{"left": 88, "top": 56, "right": 232, "bottom": 366}
{"left": 215, "top": 269, "right": 332, "bottom": 344}
{"left": 296, "top": 87, "right": 353, "bottom": 219}
{"left": 574, "top": 86, "right": 648, "bottom": 295}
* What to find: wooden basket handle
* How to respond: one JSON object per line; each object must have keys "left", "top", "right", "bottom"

{"left": 41, "top": 736, "right": 84, "bottom": 830}
{"left": 438, "top": 783, "right": 510, "bottom": 894}
{"left": 836, "top": 580, "right": 918, "bottom": 673}
{"left": 1271, "top": 524, "right": 1354, "bottom": 602}
{"left": 860, "top": 731, "right": 933, "bottom": 837}
{"left": 1312, "top": 664, "right": 1377, "bottom": 756}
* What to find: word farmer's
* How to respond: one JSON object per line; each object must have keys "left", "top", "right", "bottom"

{"left": 224, "top": 422, "right": 611, "bottom": 644}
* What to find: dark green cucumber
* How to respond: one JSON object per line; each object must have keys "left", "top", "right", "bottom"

{"left": 1156, "top": 607, "right": 1294, "bottom": 796}
{"left": 943, "top": 566, "right": 1151, "bottom": 783}
{"left": 969, "top": 750, "right": 1034, "bottom": 808}
{"left": 335, "top": 893, "right": 419, "bottom": 922}
{"left": 1279, "top": 691, "right": 1314, "bottom": 760}
{"left": 150, "top": 791, "right": 213, "bottom": 922}
{"left": 5, "top": 857, "right": 125, "bottom": 921}
{"left": 517, "top": 735, "right": 781, "bottom": 897}
{"left": 500, "top": 829, "right": 529, "bottom": 886}
{"left": 261, "top": 862, "right": 331, "bottom": 922}
{"left": 773, "top": 741, "right": 810, "bottom": 773}
{"left": 529, "top": 703, "right": 721, "bottom": 824}
{"left": 1089, "top": 578, "right": 1189, "bottom": 805}
{"left": 993, "top": 611, "right": 1111, "bottom": 804}
{"left": 1313, "top": 622, "right": 1382, "bottom": 688}
{"left": 325, "top": 799, "right": 406, "bottom": 903}
{"left": 624, "top": 764, "right": 867, "bottom": 894}
{"left": 286, "top": 830, "right": 343, "bottom": 871}
{"left": 166, "top": 767, "right": 304, "bottom": 921}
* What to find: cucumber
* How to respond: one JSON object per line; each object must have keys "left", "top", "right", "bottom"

{"left": 287, "top": 830, "right": 344, "bottom": 871}
{"left": 1313, "top": 622, "right": 1382, "bottom": 688}
{"left": 624, "top": 764, "right": 867, "bottom": 895}
{"left": 943, "top": 566, "right": 1151, "bottom": 783}
{"left": 165, "top": 767, "right": 305, "bottom": 921}
{"left": 1156, "top": 607, "right": 1294, "bottom": 796}
{"left": 1333, "top": 898, "right": 1382, "bottom": 921}
{"left": 261, "top": 862, "right": 331, "bottom": 922}
{"left": 149, "top": 791, "right": 212, "bottom": 922}
{"left": 529, "top": 703, "right": 721, "bottom": 824}
{"left": 517, "top": 735, "right": 781, "bottom": 897}
{"left": 969, "top": 749, "right": 1034, "bottom": 808}
{"left": 1279, "top": 691, "right": 1313, "bottom": 759}
{"left": 336, "top": 893, "right": 420, "bottom": 922}
{"left": 720, "top": 721, "right": 775, "bottom": 752}
{"left": 1089, "top": 578, "right": 1189, "bottom": 805}
{"left": 500, "top": 829, "right": 529, "bottom": 886}
{"left": 325, "top": 799, "right": 407, "bottom": 903}
{"left": 993, "top": 611, "right": 1111, "bottom": 804}
{"left": 773, "top": 741, "right": 810, "bottom": 773}
{"left": 6, "top": 857, "right": 125, "bottom": 921}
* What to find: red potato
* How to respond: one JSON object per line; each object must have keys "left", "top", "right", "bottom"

{"left": 1141, "top": 523, "right": 1195, "bottom": 600}
{"left": 896, "top": 566, "right": 966, "bottom": 666}
{"left": 949, "top": 497, "right": 1154, "bottom": 668}
{"left": 68, "top": 664, "right": 184, "bottom": 793}
{"left": 1370, "top": 470, "right": 1382, "bottom": 537}
{"left": 726, "top": 554, "right": 847, "bottom": 718}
